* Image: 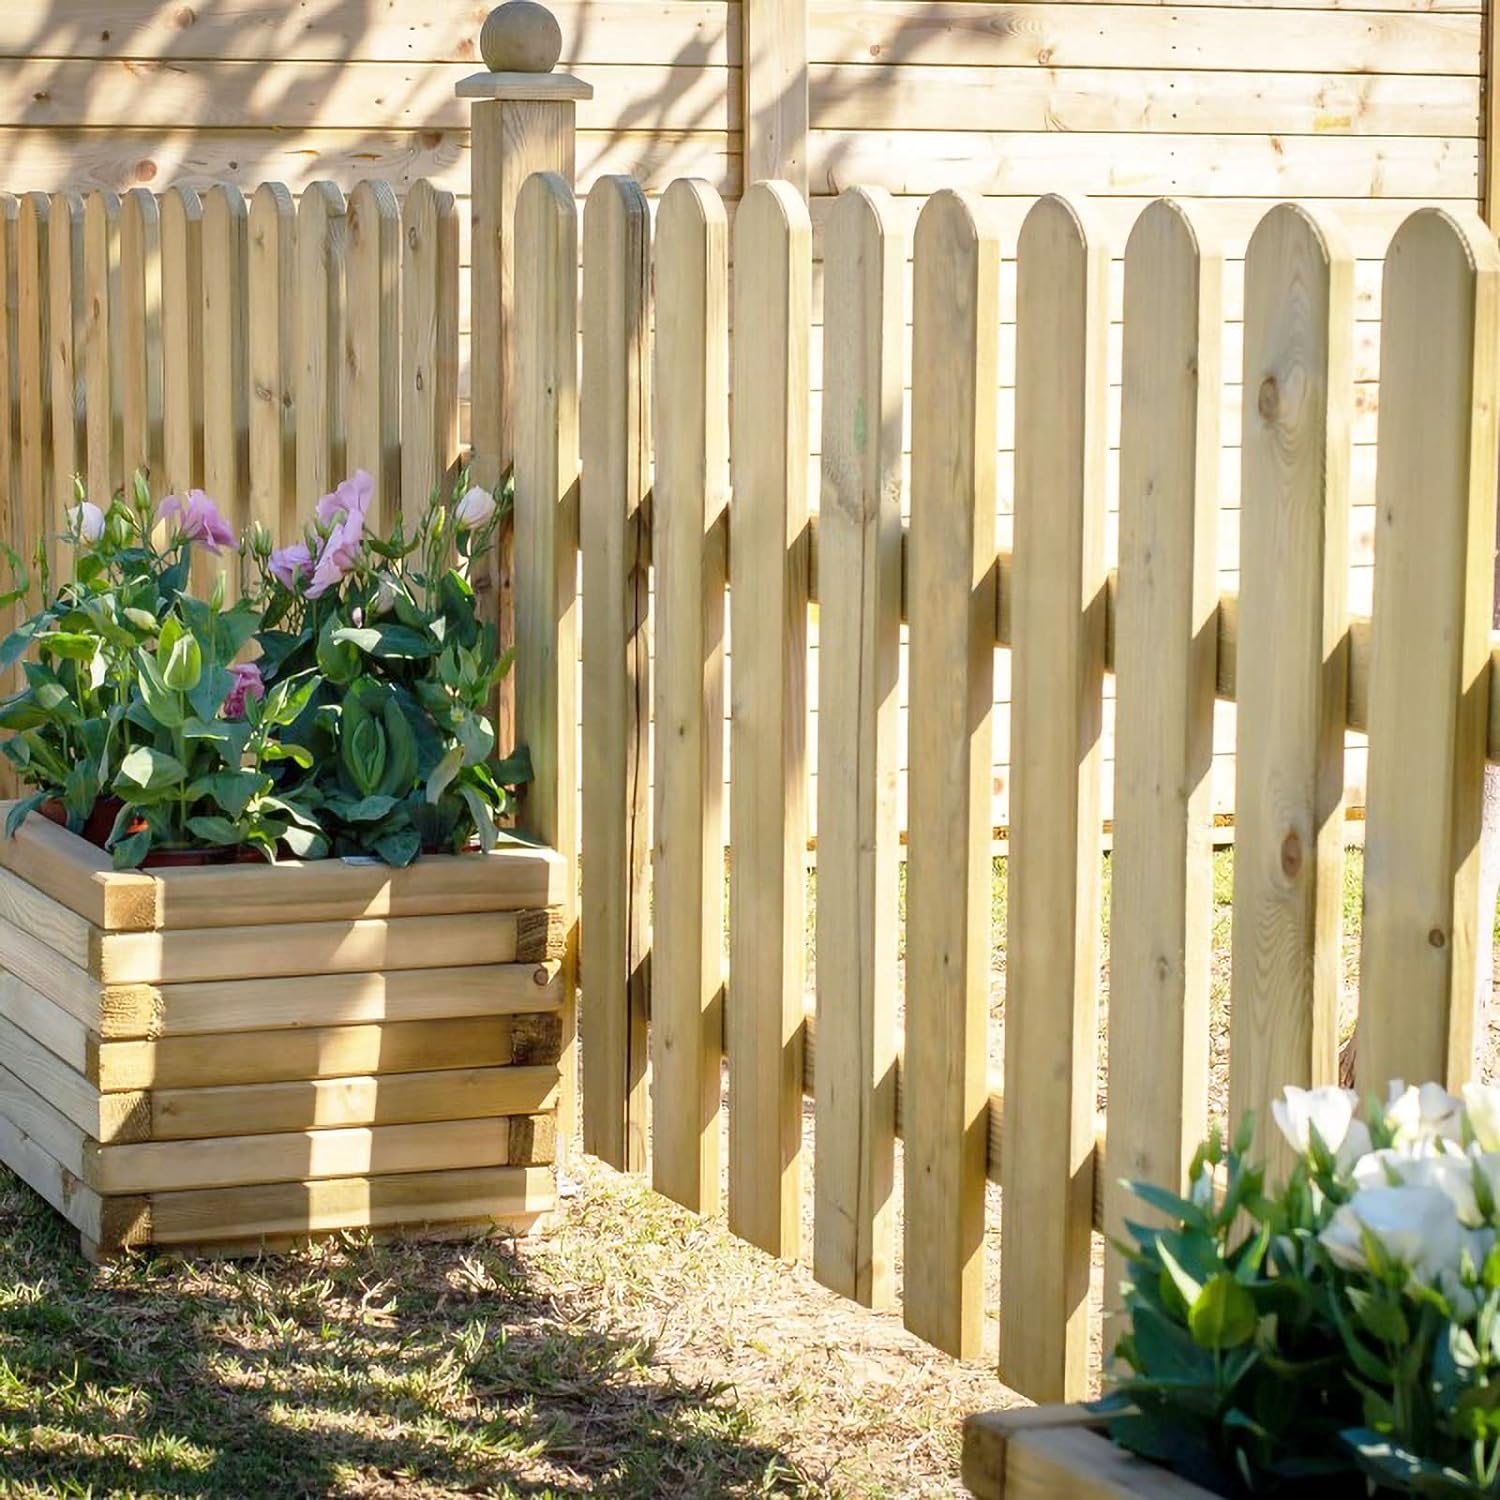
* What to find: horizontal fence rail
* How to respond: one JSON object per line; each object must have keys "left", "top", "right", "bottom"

{"left": 544, "top": 173, "right": 1500, "bottom": 1409}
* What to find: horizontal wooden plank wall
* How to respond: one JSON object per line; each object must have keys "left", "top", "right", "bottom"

{"left": 0, "top": 0, "right": 1483, "bottom": 823}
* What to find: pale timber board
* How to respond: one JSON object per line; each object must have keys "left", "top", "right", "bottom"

{"left": 0, "top": 1110, "right": 128, "bottom": 1249}
{"left": 147, "top": 1166, "right": 556, "bottom": 1247}
{"left": 0, "top": 1011, "right": 146, "bottom": 1144}
{"left": 89, "top": 1116, "right": 513, "bottom": 1195}
{"left": 149, "top": 1065, "right": 560, "bottom": 1141}
{"left": 808, "top": 4, "right": 1482, "bottom": 71}
{"left": 0, "top": 60, "right": 743, "bottom": 133}
{"left": 140, "top": 963, "right": 564, "bottom": 1041}
{"left": 0, "top": 4, "right": 743, "bottom": 63}
{"left": 94, "top": 1015, "right": 524, "bottom": 1092}
{"left": 0, "top": 917, "right": 114, "bottom": 1030}
{"left": 0, "top": 129, "right": 741, "bottom": 201}
{"left": 0, "top": 1059, "right": 87, "bottom": 1178}
{"left": 808, "top": 131, "right": 1478, "bottom": 199}
{"left": 96, "top": 909, "right": 543, "bottom": 986}
{"left": 0, "top": 970, "right": 89, "bottom": 1074}
{"left": 149, "top": 846, "right": 566, "bottom": 926}
{"left": 0, "top": 863, "right": 97, "bottom": 969}
{"left": 809, "top": 64, "right": 1480, "bottom": 136}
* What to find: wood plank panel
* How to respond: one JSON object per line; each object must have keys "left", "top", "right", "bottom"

{"left": 81, "top": 190, "right": 119, "bottom": 506}
{"left": 1228, "top": 205, "right": 1352, "bottom": 1177}
{"left": 727, "top": 180, "right": 810, "bottom": 1260}
{"left": 200, "top": 184, "right": 249, "bottom": 582}
{"left": 147, "top": 1165, "right": 556, "bottom": 1248}
{"left": 1358, "top": 208, "right": 1500, "bottom": 1090}
{"left": 581, "top": 174, "right": 652, "bottom": 1173}
{"left": 0, "top": 4, "right": 744, "bottom": 64}
{"left": 149, "top": 1064, "right": 559, "bottom": 1141}
{"left": 813, "top": 185, "right": 902, "bottom": 1311}
{"left": 1001, "top": 195, "right": 1110, "bottom": 1402}
{"left": 1102, "top": 200, "right": 1221, "bottom": 1350}
{"left": 809, "top": 64, "right": 1480, "bottom": 137}
{"left": 118, "top": 188, "right": 163, "bottom": 491}
{"left": 16, "top": 194, "right": 49, "bottom": 581}
{"left": 159, "top": 187, "right": 203, "bottom": 499}
{"left": 808, "top": 5, "right": 1482, "bottom": 73}
{"left": 0, "top": 195, "right": 18, "bottom": 784}
{"left": 650, "top": 178, "right": 729, "bottom": 1216}
{"left": 0, "top": 810, "right": 156, "bottom": 929}
{"left": 400, "top": 179, "right": 460, "bottom": 519}
{"left": 90, "top": 1115, "right": 512, "bottom": 1195}
{"left": 0, "top": 1012, "right": 145, "bottom": 1144}
{"left": 903, "top": 189, "right": 997, "bottom": 1360}
{"left": 346, "top": 179, "right": 401, "bottom": 529}
{"left": 0, "top": 969, "right": 89, "bottom": 1074}
{"left": 247, "top": 181, "right": 297, "bottom": 541}
{"left": 93, "top": 1014, "right": 523, "bottom": 1092}
{"left": 744, "top": 0, "right": 809, "bottom": 187}
{"left": 810, "top": 131, "right": 1477, "bottom": 200}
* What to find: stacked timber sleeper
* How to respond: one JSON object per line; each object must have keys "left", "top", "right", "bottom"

{"left": 0, "top": 805, "right": 567, "bottom": 1258}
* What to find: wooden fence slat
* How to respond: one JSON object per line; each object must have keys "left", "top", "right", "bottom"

{"left": 201, "top": 185, "right": 249, "bottom": 588}
{"left": 0, "top": 193, "right": 18, "bottom": 797}
{"left": 400, "top": 179, "right": 459, "bottom": 523}
{"left": 47, "top": 191, "right": 83, "bottom": 533}
{"left": 118, "top": 189, "right": 162, "bottom": 494}
{"left": 581, "top": 174, "right": 653, "bottom": 1174}
{"left": 904, "top": 188, "right": 998, "bottom": 1359}
{"left": 650, "top": 177, "right": 729, "bottom": 1216}
{"left": 1103, "top": 200, "right": 1223, "bottom": 1348}
{"left": 1001, "top": 193, "right": 1110, "bottom": 1401}
{"left": 727, "top": 179, "right": 811, "bottom": 1262}
{"left": 81, "top": 191, "right": 119, "bottom": 507}
{"left": 346, "top": 180, "right": 400, "bottom": 530}
{"left": 1228, "top": 204, "right": 1353, "bottom": 1177}
{"left": 297, "top": 181, "right": 347, "bottom": 505}
{"left": 247, "top": 182, "right": 296, "bottom": 544}
{"left": 813, "top": 184, "right": 903, "bottom": 1311}
{"left": 513, "top": 171, "right": 581, "bottom": 1166}
{"left": 17, "top": 194, "right": 50, "bottom": 579}
{"left": 160, "top": 187, "right": 203, "bottom": 502}
{"left": 1359, "top": 207, "right": 1500, "bottom": 1090}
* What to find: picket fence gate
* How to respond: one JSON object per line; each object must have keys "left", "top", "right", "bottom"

{"left": 530, "top": 171, "right": 1500, "bottom": 1403}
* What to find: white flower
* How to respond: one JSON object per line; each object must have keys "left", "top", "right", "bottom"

{"left": 1320, "top": 1184, "right": 1464, "bottom": 1286}
{"left": 69, "top": 500, "right": 105, "bottom": 544}
{"left": 454, "top": 485, "right": 497, "bottom": 531}
{"left": 1273, "top": 1085, "right": 1363, "bottom": 1163}
{"left": 1351, "top": 1144, "right": 1481, "bottom": 1226}
{"left": 1464, "top": 1082, "right": 1500, "bottom": 1151}
{"left": 1384, "top": 1081, "right": 1465, "bottom": 1148}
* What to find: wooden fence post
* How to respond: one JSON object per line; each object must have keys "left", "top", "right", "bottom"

{"left": 346, "top": 180, "right": 401, "bottom": 532}
{"left": 905, "top": 188, "right": 998, "bottom": 1359}
{"left": 47, "top": 191, "right": 82, "bottom": 531}
{"left": 1229, "top": 204, "right": 1353, "bottom": 1179}
{"left": 514, "top": 170, "right": 582, "bottom": 1168}
{"left": 815, "top": 184, "right": 904, "bottom": 1310}
{"left": 247, "top": 183, "right": 296, "bottom": 542}
{"left": 1104, "top": 199, "right": 1223, "bottom": 1350}
{"left": 400, "top": 180, "right": 460, "bottom": 525}
{"left": 160, "top": 188, "right": 203, "bottom": 503}
{"left": 0, "top": 194, "right": 18, "bottom": 798}
{"left": 581, "top": 175, "right": 653, "bottom": 1174}
{"left": 458, "top": 3, "right": 590, "bottom": 759}
{"left": 1002, "top": 193, "right": 1110, "bottom": 1402}
{"left": 727, "top": 179, "right": 812, "bottom": 1262}
{"left": 81, "top": 190, "right": 119, "bottom": 507}
{"left": 650, "top": 178, "right": 730, "bottom": 1216}
{"left": 119, "top": 189, "right": 163, "bottom": 494}
{"left": 1359, "top": 208, "right": 1500, "bottom": 1091}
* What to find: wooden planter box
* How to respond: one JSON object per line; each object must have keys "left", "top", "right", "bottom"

{"left": 0, "top": 805, "right": 568, "bottom": 1259}
{"left": 963, "top": 1405, "right": 1219, "bottom": 1499}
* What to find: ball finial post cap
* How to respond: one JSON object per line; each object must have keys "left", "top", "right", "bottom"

{"left": 480, "top": 1, "right": 564, "bottom": 73}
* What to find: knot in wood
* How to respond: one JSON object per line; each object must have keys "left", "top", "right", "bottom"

{"left": 1279, "top": 828, "right": 1302, "bottom": 879}
{"left": 1257, "top": 375, "right": 1280, "bottom": 422}
{"left": 1429, "top": 927, "right": 1447, "bottom": 949}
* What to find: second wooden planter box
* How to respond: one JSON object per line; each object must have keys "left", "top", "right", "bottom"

{"left": 0, "top": 805, "right": 568, "bottom": 1258}
{"left": 963, "top": 1404, "right": 1219, "bottom": 1499}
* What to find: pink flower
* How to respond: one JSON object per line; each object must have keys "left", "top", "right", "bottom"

{"left": 315, "top": 471, "right": 375, "bottom": 529}
{"left": 70, "top": 501, "right": 106, "bottom": 544}
{"left": 305, "top": 506, "right": 366, "bottom": 600}
{"left": 222, "top": 662, "right": 265, "bottom": 720}
{"left": 158, "top": 490, "right": 235, "bottom": 553}
{"left": 269, "top": 541, "right": 313, "bottom": 591}
{"left": 454, "top": 485, "right": 497, "bottom": 531}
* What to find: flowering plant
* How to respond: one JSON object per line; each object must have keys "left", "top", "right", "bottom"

{"left": 1107, "top": 1080, "right": 1500, "bottom": 1497}
{"left": 0, "top": 469, "right": 525, "bottom": 869}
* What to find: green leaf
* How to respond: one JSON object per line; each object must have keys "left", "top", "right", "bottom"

{"left": 281, "top": 825, "right": 329, "bottom": 861}
{"left": 4, "top": 791, "right": 48, "bottom": 839}
{"left": 117, "top": 746, "right": 188, "bottom": 794}
{"left": 1347, "top": 1285, "right": 1409, "bottom": 1347}
{"left": 1156, "top": 1240, "right": 1205, "bottom": 1310}
{"left": 134, "top": 649, "right": 185, "bottom": 729}
{"left": 187, "top": 770, "right": 263, "bottom": 822}
{"left": 373, "top": 826, "right": 421, "bottom": 867}
{"left": 160, "top": 623, "right": 203, "bottom": 692}
{"left": 187, "top": 815, "right": 245, "bottom": 847}
{"left": 425, "top": 745, "right": 464, "bottom": 805}
{"left": 261, "top": 741, "right": 314, "bottom": 769}
{"left": 1187, "top": 1273, "right": 1257, "bottom": 1350}
{"left": 459, "top": 783, "right": 498, "bottom": 852}
{"left": 111, "top": 828, "right": 152, "bottom": 869}
{"left": 36, "top": 631, "right": 97, "bottom": 662}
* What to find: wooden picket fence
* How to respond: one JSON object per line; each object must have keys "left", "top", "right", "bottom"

{"left": 527, "top": 172, "right": 1500, "bottom": 1402}
{"left": 0, "top": 177, "right": 460, "bottom": 566}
